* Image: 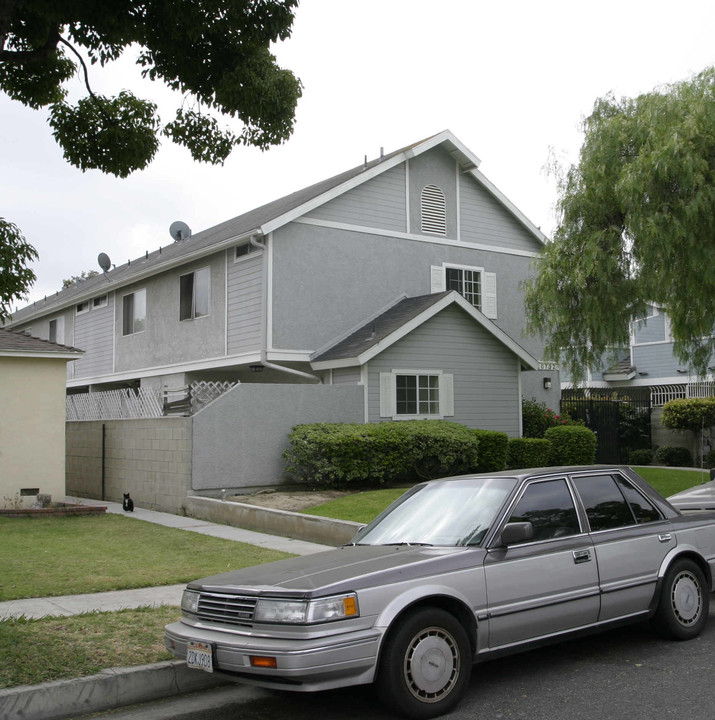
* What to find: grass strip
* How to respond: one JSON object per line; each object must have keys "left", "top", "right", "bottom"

{"left": 633, "top": 466, "right": 709, "bottom": 497}
{"left": 0, "top": 514, "right": 293, "bottom": 602}
{"left": 301, "top": 487, "right": 408, "bottom": 524}
{"left": 0, "top": 605, "right": 179, "bottom": 689}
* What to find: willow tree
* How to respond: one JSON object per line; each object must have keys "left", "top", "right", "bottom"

{"left": 0, "top": 0, "right": 302, "bottom": 317}
{"left": 524, "top": 67, "right": 715, "bottom": 382}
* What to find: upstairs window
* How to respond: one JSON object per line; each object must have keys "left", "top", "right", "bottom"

{"left": 421, "top": 185, "right": 446, "bottom": 235}
{"left": 76, "top": 300, "right": 89, "bottom": 315}
{"left": 93, "top": 295, "right": 108, "bottom": 308}
{"left": 235, "top": 243, "right": 257, "bottom": 261}
{"left": 122, "top": 289, "right": 146, "bottom": 336}
{"left": 431, "top": 263, "right": 498, "bottom": 319}
{"left": 180, "top": 267, "right": 210, "bottom": 321}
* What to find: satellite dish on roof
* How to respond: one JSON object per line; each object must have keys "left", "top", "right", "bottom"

{"left": 98, "top": 252, "right": 112, "bottom": 272}
{"left": 169, "top": 220, "right": 192, "bottom": 242}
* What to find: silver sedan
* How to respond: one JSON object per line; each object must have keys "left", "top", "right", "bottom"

{"left": 165, "top": 466, "right": 715, "bottom": 718}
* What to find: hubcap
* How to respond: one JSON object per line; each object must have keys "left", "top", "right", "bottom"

{"left": 404, "top": 627, "right": 460, "bottom": 703}
{"left": 671, "top": 570, "right": 701, "bottom": 626}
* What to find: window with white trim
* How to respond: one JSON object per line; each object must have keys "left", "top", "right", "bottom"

{"left": 235, "top": 243, "right": 257, "bottom": 261}
{"left": 180, "top": 267, "right": 210, "bottom": 321}
{"left": 421, "top": 185, "right": 446, "bottom": 235}
{"left": 122, "top": 289, "right": 146, "bottom": 335}
{"left": 380, "top": 370, "right": 454, "bottom": 419}
{"left": 76, "top": 300, "right": 89, "bottom": 315}
{"left": 93, "top": 295, "right": 108, "bottom": 308}
{"left": 430, "top": 263, "right": 497, "bottom": 319}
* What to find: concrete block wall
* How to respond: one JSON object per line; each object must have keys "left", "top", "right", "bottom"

{"left": 66, "top": 418, "right": 192, "bottom": 513}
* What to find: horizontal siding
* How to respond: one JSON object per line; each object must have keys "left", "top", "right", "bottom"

{"left": 73, "top": 300, "right": 114, "bottom": 378}
{"left": 305, "top": 165, "right": 406, "bottom": 232}
{"left": 633, "top": 313, "right": 666, "bottom": 344}
{"left": 227, "top": 255, "right": 263, "bottom": 355}
{"left": 366, "top": 305, "right": 520, "bottom": 435}
{"left": 633, "top": 342, "right": 684, "bottom": 377}
{"left": 332, "top": 366, "right": 361, "bottom": 384}
{"left": 460, "top": 175, "right": 542, "bottom": 253}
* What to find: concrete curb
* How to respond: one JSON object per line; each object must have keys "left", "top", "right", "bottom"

{"left": 0, "top": 661, "right": 228, "bottom": 720}
{"left": 183, "top": 495, "right": 363, "bottom": 546}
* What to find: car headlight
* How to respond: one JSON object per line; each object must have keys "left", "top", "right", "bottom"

{"left": 181, "top": 590, "right": 199, "bottom": 615}
{"left": 253, "top": 593, "right": 359, "bottom": 624}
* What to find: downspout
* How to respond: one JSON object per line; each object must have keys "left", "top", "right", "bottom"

{"left": 250, "top": 234, "right": 322, "bottom": 384}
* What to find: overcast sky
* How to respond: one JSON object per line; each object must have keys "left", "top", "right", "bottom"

{"left": 2, "top": 0, "right": 714, "bottom": 308}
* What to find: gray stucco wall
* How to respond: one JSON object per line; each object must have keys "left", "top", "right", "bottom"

{"left": 192, "top": 383, "right": 365, "bottom": 491}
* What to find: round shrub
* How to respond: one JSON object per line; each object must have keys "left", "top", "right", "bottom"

{"left": 545, "top": 425, "right": 597, "bottom": 465}
{"left": 654, "top": 445, "right": 693, "bottom": 467}
{"left": 627, "top": 448, "right": 653, "bottom": 466}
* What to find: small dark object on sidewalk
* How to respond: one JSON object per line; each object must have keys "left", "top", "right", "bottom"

{"left": 122, "top": 493, "right": 134, "bottom": 512}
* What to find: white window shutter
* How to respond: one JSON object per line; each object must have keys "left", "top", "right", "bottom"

{"left": 483, "top": 272, "right": 497, "bottom": 319}
{"left": 379, "top": 373, "right": 396, "bottom": 417}
{"left": 440, "top": 374, "right": 454, "bottom": 417}
{"left": 430, "top": 265, "right": 445, "bottom": 294}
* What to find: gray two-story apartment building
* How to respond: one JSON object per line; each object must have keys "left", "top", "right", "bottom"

{"left": 5, "top": 131, "right": 558, "bottom": 499}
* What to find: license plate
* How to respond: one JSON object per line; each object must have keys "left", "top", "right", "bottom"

{"left": 186, "top": 640, "right": 213, "bottom": 673}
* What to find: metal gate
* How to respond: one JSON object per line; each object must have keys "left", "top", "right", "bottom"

{"left": 561, "top": 389, "right": 651, "bottom": 464}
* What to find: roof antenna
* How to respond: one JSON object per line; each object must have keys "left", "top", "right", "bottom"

{"left": 380, "top": 147, "right": 384, "bottom": 162}
{"left": 363, "top": 154, "right": 368, "bottom": 170}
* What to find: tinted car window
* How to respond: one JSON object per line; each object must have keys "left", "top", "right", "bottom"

{"left": 573, "top": 474, "right": 635, "bottom": 531}
{"left": 507, "top": 479, "right": 580, "bottom": 541}
{"left": 615, "top": 476, "right": 662, "bottom": 523}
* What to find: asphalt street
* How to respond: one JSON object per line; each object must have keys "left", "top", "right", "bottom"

{"left": 87, "top": 603, "right": 715, "bottom": 720}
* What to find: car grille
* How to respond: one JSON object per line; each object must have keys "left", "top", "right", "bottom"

{"left": 196, "top": 592, "right": 258, "bottom": 626}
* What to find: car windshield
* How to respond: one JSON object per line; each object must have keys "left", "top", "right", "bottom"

{"left": 352, "top": 476, "right": 517, "bottom": 547}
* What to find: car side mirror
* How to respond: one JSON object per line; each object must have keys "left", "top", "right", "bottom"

{"left": 499, "top": 522, "right": 534, "bottom": 546}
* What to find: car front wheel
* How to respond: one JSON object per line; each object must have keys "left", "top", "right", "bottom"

{"left": 376, "top": 607, "right": 471, "bottom": 719}
{"left": 652, "top": 558, "right": 709, "bottom": 640}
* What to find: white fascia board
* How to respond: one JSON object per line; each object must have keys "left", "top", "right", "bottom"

{"left": 468, "top": 167, "right": 548, "bottom": 246}
{"left": 311, "top": 291, "right": 540, "bottom": 371}
{"left": 66, "top": 351, "right": 262, "bottom": 388}
{"left": 9, "top": 230, "right": 260, "bottom": 327}
{"left": 266, "top": 349, "right": 313, "bottom": 362}
{"left": 0, "top": 350, "right": 83, "bottom": 360}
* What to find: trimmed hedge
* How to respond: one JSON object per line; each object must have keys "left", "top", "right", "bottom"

{"left": 654, "top": 445, "right": 692, "bottom": 467}
{"left": 473, "top": 430, "right": 508, "bottom": 472}
{"left": 627, "top": 448, "right": 653, "bottom": 465}
{"left": 662, "top": 398, "right": 715, "bottom": 432}
{"left": 544, "top": 425, "right": 597, "bottom": 465}
{"left": 507, "top": 438, "right": 551, "bottom": 469}
{"left": 282, "top": 420, "right": 480, "bottom": 489}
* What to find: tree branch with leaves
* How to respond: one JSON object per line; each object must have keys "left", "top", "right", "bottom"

{"left": 524, "top": 67, "right": 715, "bottom": 381}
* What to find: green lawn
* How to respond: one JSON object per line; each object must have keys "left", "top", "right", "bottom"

{"left": 301, "top": 467, "right": 709, "bottom": 523}
{"left": 0, "top": 514, "right": 293, "bottom": 601}
{"left": 302, "top": 487, "right": 409, "bottom": 524}
{"left": 0, "top": 606, "right": 177, "bottom": 689}
{"left": 633, "top": 466, "right": 709, "bottom": 498}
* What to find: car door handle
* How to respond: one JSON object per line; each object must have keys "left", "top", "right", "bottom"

{"left": 573, "top": 549, "right": 592, "bottom": 564}
{"left": 658, "top": 533, "right": 672, "bottom": 543}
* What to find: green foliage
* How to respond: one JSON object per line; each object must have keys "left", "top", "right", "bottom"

{"left": 662, "top": 398, "right": 715, "bottom": 432}
{"left": 506, "top": 438, "right": 551, "bottom": 469}
{"left": 703, "top": 450, "right": 715, "bottom": 468}
{"left": 522, "top": 398, "right": 582, "bottom": 438}
{"left": 654, "top": 445, "right": 693, "bottom": 467}
{"left": 472, "top": 429, "right": 508, "bottom": 471}
{"left": 1, "top": 0, "right": 302, "bottom": 175}
{"left": 524, "top": 67, "right": 715, "bottom": 379}
{"left": 0, "top": 218, "right": 38, "bottom": 322}
{"left": 283, "top": 421, "right": 481, "bottom": 489}
{"left": 544, "top": 425, "right": 597, "bottom": 465}
{"left": 627, "top": 448, "right": 653, "bottom": 465}
{"left": 62, "top": 269, "right": 100, "bottom": 289}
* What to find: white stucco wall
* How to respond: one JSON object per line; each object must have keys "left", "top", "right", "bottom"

{"left": 0, "top": 356, "right": 69, "bottom": 506}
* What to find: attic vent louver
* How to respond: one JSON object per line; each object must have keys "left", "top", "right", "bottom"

{"left": 420, "top": 185, "right": 446, "bottom": 235}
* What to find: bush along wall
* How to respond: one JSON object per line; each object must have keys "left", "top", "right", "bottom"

{"left": 472, "top": 430, "right": 509, "bottom": 472}
{"left": 283, "top": 420, "right": 481, "bottom": 489}
{"left": 545, "top": 425, "right": 598, "bottom": 465}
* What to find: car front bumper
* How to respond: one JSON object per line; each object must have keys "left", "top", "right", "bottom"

{"left": 165, "top": 621, "right": 383, "bottom": 692}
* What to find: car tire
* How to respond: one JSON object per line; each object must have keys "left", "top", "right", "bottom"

{"left": 376, "top": 607, "right": 471, "bottom": 719}
{"left": 652, "top": 558, "right": 709, "bottom": 641}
